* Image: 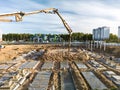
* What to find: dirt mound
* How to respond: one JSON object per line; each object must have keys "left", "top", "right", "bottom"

{"left": 106, "top": 46, "right": 120, "bottom": 57}
{"left": 0, "top": 45, "right": 42, "bottom": 63}
{"left": 40, "top": 48, "right": 90, "bottom": 61}
{"left": 0, "top": 45, "right": 90, "bottom": 63}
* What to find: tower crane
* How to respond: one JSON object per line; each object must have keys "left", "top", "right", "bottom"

{"left": 0, "top": 8, "right": 72, "bottom": 53}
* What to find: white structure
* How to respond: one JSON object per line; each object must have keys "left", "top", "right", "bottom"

{"left": 74, "top": 61, "right": 87, "bottom": 69}
{"left": 82, "top": 72, "right": 108, "bottom": 90}
{"left": 112, "top": 75, "right": 120, "bottom": 81}
{"left": 103, "top": 70, "right": 120, "bottom": 87}
{"left": 103, "top": 71, "right": 116, "bottom": 77}
{"left": 28, "top": 71, "right": 52, "bottom": 90}
{"left": 88, "top": 60, "right": 106, "bottom": 69}
{"left": 93, "top": 26, "right": 110, "bottom": 40}
{"left": 0, "top": 30, "right": 2, "bottom": 42}
{"left": 118, "top": 26, "right": 120, "bottom": 39}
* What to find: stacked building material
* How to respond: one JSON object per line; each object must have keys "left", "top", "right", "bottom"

{"left": 81, "top": 71, "right": 108, "bottom": 90}
{"left": 28, "top": 71, "right": 51, "bottom": 90}
{"left": 41, "top": 61, "right": 53, "bottom": 70}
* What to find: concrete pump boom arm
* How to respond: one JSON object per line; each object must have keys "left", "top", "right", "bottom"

{"left": 0, "top": 8, "right": 72, "bottom": 33}
{"left": 23, "top": 8, "right": 72, "bottom": 33}
{"left": 0, "top": 8, "right": 72, "bottom": 53}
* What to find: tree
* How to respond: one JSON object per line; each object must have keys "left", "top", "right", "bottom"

{"left": 106, "top": 33, "right": 118, "bottom": 42}
{"left": 2, "top": 33, "right": 33, "bottom": 41}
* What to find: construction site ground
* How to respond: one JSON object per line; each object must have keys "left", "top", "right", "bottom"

{"left": 0, "top": 44, "right": 120, "bottom": 90}
{"left": 0, "top": 44, "right": 90, "bottom": 63}
{"left": 0, "top": 44, "right": 49, "bottom": 63}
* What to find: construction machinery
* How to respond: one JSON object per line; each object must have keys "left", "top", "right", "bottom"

{"left": 0, "top": 8, "right": 72, "bottom": 53}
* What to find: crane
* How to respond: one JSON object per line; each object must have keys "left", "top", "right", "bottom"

{"left": 0, "top": 8, "right": 72, "bottom": 53}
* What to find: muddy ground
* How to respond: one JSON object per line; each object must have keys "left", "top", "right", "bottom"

{"left": 0, "top": 45, "right": 44, "bottom": 62}
{"left": 0, "top": 44, "right": 120, "bottom": 63}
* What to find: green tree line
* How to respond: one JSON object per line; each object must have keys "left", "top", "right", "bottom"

{"left": 60, "top": 32, "right": 92, "bottom": 41}
{"left": 2, "top": 33, "right": 92, "bottom": 42}
{"left": 2, "top": 33, "right": 33, "bottom": 41}
{"left": 106, "top": 33, "right": 119, "bottom": 43}
{"left": 2, "top": 33, "right": 119, "bottom": 42}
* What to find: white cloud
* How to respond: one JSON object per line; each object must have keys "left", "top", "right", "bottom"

{"left": 0, "top": 0, "right": 120, "bottom": 35}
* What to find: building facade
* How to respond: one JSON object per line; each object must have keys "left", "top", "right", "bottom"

{"left": 93, "top": 26, "right": 110, "bottom": 40}
{"left": 31, "top": 34, "right": 62, "bottom": 43}
{"left": 118, "top": 26, "right": 120, "bottom": 39}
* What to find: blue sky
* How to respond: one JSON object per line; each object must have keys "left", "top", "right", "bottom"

{"left": 0, "top": 0, "right": 120, "bottom": 34}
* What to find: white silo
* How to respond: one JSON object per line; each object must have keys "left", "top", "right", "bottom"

{"left": 118, "top": 26, "right": 120, "bottom": 39}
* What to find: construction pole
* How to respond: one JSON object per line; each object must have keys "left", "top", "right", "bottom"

{"left": 104, "top": 41, "right": 106, "bottom": 51}
{"left": 90, "top": 40, "right": 93, "bottom": 51}
{"left": 68, "top": 33, "right": 71, "bottom": 56}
